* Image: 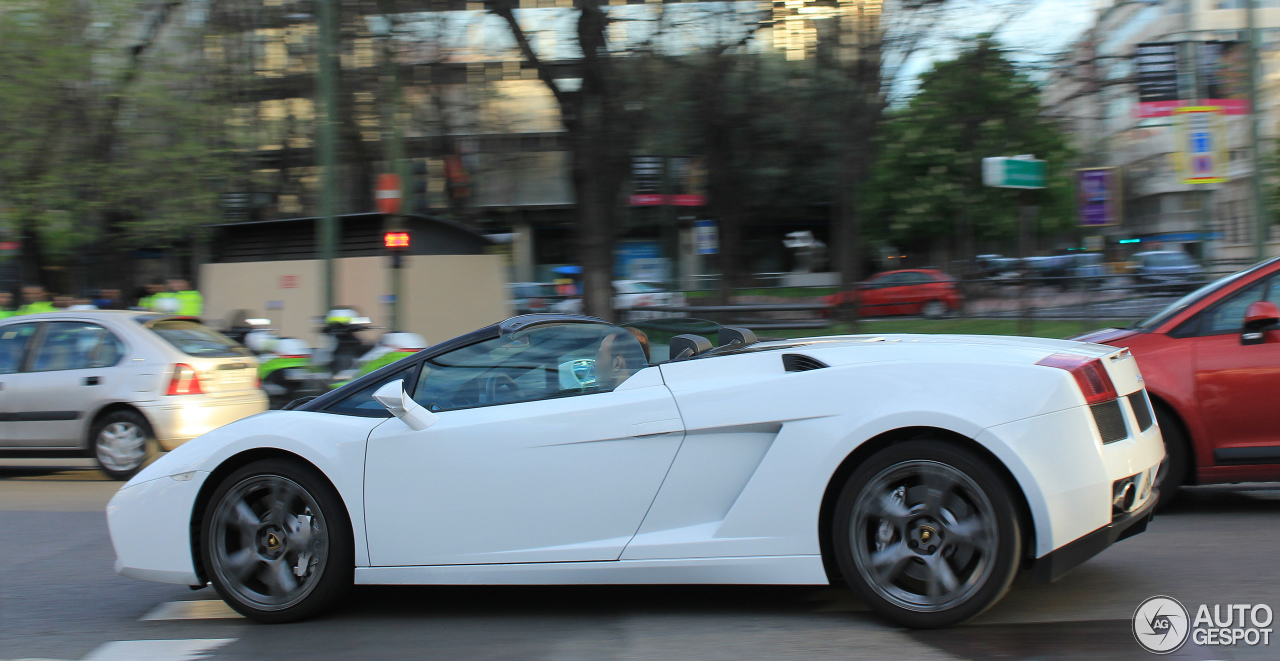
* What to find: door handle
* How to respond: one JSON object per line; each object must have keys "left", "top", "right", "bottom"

{"left": 84, "top": 376, "right": 100, "bottom": 386}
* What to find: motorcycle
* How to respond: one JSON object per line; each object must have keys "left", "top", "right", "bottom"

{"left": 223, "top": 311, "right": 321, "bottom": 408}
{"left": 311, "top": 309, "right": 376, "bottom": 383}
{"left": 328, "top": 331, "right": 429, "bottom": 389}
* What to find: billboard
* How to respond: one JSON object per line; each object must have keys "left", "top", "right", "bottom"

{"left": 629, "top": 155, "right": 707, "bottom": 206}
{"left": 1135, "top": 42, "right": 1179, "bottom": 103}
{"left": 629, "top": 156, "right": 665, "bottom": 206}
{"left": 1172, "top": 106, "right": 1229, "bottom": 184}
{"left": 668, "top": 156, "right": 707, "bottom": 206}
{"left": 1077, "top": 168, "right": 1122, "bottom": 227}
{"left": 1135, "top": 41, "right": 1250, "bottom": 118}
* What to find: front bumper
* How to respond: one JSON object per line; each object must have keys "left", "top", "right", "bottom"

{"left": 107, "top": 471, "right": 210, "bottom": 586}
{"left": 1030, "top": 488, "right": 1158, "bottom": 582}
{"left": 139, "top": 392, "right": 268, "bottom": 450}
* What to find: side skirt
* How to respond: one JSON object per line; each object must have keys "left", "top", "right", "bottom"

{"left": 355, "top": 555, "right": 828, "bottom": 586}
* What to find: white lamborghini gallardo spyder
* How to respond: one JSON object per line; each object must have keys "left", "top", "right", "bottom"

{"left": 107, "top": 314, "right": 1163, "bottom": 628}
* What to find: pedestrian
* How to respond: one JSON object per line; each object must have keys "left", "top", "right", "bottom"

{"left": 95, "top": 288, "right": 127, "bottom": 310}
{"left": 0, "top": 291, "right": 14, "bottom": 319}
{"left": 164, "top": 278, "right": 203, "bottom": 318}
{"left": 67, "top": 295, "right": 98, "bottom": 311}
{"left": 139, "top": 283, "right": 165, "bottom": 311}
{"left": 16, "top": 285, "right": 55, "bottom": 315}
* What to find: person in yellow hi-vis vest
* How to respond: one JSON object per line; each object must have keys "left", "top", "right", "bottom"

{"left": 166, "top": 278, "right": 203, "bottom": 318}
{"left": 139, "top": 283, "right": 165, "bottom": 311}
{"left": 16, "top": 285, "right": 55, "bottom": 315}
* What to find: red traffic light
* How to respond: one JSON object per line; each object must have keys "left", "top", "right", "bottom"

{"left": 384, "top": 232, "right": 410, "bottom": 249}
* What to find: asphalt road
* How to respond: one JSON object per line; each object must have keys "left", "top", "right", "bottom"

{"left": 2, "top": 460, "right": 1278, "bottom": 661}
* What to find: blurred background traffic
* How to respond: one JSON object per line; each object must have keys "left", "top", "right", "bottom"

{"left": 2, "top": 0, "right": 1279, "bottom": 351}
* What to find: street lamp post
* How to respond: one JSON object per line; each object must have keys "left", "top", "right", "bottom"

{"left": 316, "top": 0, "right": 339, "bottom": 314}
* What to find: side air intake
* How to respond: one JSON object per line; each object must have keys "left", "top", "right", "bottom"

{"left": 782, "top": 354, "right": 828, "bottom": 372}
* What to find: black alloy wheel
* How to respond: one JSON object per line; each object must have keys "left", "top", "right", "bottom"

{"left": 201, "top": 458, "right": 353, "bottom": 623}
{"left": 833, "top": 440, "right": 1022, "bottom": 629}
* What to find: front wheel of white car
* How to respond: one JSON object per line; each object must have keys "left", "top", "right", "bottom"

{"left": 833, "top": 441, "right": 1022, "bottom": 629}
{"left": 201, "top": 459, "right": 353, "bottom": 623}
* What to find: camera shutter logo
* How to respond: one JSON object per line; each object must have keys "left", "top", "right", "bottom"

{"left": 1134, "top": 596, "right": 1191, "bottom": 654}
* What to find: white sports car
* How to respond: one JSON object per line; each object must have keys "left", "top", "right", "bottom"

{"left": 107, "top": 314, "right": 1163, "bottom": 628}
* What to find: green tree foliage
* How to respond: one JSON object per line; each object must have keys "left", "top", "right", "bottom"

{"left": 0, "top": 0, "right": 228, "bottom": 285}
{"left": 866, "top": 38, "right": 1075, "bottom": 257}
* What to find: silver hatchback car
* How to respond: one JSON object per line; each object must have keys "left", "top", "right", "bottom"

{"left": 0, "top": 311, "right": 268, "bottom": 478}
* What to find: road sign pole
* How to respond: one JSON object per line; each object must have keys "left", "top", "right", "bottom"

{"left": 316, "top": 0, "right": 339, "bottom": 315}
{"left": 1018, "top": 190, "right": 1037, "bottom": 337}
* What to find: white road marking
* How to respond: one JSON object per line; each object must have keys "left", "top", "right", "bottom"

{"left": 140, "top": 600, "right": 243, "bottom": 621}
{"left": 81, "top": 639, "right": 236, "bottom": 661}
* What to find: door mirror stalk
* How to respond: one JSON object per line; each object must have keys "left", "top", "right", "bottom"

{"left": 373, "top": 380, "right": 439, "bottom": 430}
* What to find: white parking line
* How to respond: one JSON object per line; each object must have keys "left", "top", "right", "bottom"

{"left": 3, "top": 638, "right": 237, "bottom": 661}
{"left": 81, "top": 639, "right": 236, "bottom": 661}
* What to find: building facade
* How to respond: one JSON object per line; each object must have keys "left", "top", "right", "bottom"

{"left": 1045, "top": 0, "right": 1280, "bottom": 264}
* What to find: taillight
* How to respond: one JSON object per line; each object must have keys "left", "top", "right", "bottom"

{"left": 1036, "top": 353, "right": 1117, "bottom": 405}
{"left": 167, "top": 363, "right": 204, "bottom": 395}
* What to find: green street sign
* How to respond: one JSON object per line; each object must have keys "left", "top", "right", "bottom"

{"left": 983, "top": 156, "right": 1047, "bottom": 189}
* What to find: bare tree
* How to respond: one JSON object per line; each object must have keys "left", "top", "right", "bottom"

{"left": 488, "top": 0, "right": 645, "bottom": 321}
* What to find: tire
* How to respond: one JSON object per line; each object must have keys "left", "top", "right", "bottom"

{"left": 201, "top": 458, "right": 353, "bottom": 623}
{"left": 1153, "top": 407, "right": 1189, "bottom": 509}
{"left": 91, "top": 409, "right": 154, "bottom": 480}
{"left": 833, "top": 440, "right": 1022, "bottom": 628}
{"left": 921, "top": 301, "right": 946, "bottom": 319}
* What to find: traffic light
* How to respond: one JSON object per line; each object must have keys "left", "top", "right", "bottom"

{"left": 384, "top": 231, "right": 410, "bottom": 249}
{"left": 384, "top": 231, "right": 410, "bottom": 268}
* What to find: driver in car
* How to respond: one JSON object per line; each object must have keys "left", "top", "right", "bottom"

{"left": 594, "top": 328, "right": 650, "bottom": 390}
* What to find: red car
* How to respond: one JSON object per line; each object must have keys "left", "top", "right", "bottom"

{"left": 824, "top": 269, "right": 963, "bottom": 317}
{"left": 1076, "top": 256, "right": 1280, "bottom": 499}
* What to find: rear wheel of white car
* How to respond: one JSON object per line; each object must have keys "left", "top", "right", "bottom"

{"left": 202, "top": 459, "right": 353, "bottom": 623}
{"left": 834, "top": 440, "right": 1022, "bottom": 629}
{"left": 92, "top": 409, "right": 153, "bottom": 480}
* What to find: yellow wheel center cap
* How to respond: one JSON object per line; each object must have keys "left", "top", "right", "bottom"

{"left": 266, "top": 534, "right": 281, "bottom": 550}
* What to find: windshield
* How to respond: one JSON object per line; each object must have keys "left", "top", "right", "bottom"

{"left": 1145, "top": 252, "right": 1194, "bottom": 267}
{"left": 1130, "top": 265, "right": 1263, "bottom": 331}
{"left": 148, "top": 319, "right": 251, "bottom": 357}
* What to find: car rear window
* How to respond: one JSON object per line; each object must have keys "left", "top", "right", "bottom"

{"left": 148, "top": 320, "right": 250, "bottom": 357}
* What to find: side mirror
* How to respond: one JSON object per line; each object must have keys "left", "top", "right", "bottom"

{"left": 1242, "top": 301, "right": 1280, "bottom": 345}
{"left": 373, "top": 379, "right": 439, "bottom": 431}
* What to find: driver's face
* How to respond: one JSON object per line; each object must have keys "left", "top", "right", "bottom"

{"left": 594, "top": 334, "right": 630, "bottom": 389}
